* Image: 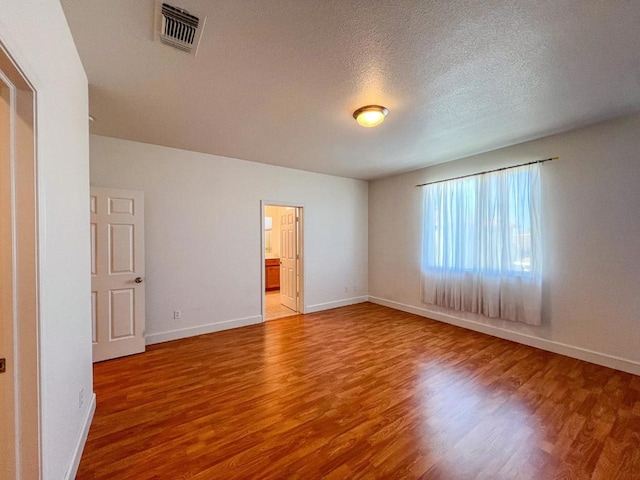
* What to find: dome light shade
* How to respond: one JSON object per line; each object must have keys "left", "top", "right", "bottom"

{"left": 353, "top": 105, "right": 388, "bottom": 127}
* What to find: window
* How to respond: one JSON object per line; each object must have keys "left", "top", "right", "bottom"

{"left": 421, "top": 163, "right": 542, "bottom": 325}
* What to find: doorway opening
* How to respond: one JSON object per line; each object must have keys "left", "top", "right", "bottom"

{"left": 261, "top": 202, "right": 304, "bottom": 321}
{"left": 0, "top": 42, "right": 40, "bottom": 478}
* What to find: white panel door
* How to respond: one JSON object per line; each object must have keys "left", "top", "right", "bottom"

{"left": 91, "top": 187, "right": 145, "bottom": 362}
{"left": 280, "top": 208, "right": 298, "bottom": 311}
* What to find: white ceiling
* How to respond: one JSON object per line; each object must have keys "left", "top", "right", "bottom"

{"left": 61, "top": 0, "right": 640, "bottom": 180}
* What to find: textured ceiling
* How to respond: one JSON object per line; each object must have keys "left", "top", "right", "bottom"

{"left": 61, "top": 0, "right": 640, "bottom": 180}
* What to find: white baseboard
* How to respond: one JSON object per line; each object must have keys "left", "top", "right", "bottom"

{"left": 146, "top": 297, "right": 371, "bottom": 345}
{"left": 368, "top": 296, "right": 640, "bottom": 376}
{"left": 145, "top": 315, "right": 262, "bottom": 345}
{"left": 65, "top": 392, "right": 96, "bottom": 480}
{"left": 305, "top": 296, "right": 368, "bottom": 314}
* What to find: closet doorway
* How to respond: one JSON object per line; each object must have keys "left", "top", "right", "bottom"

{"left": 261, "top": 201, "right": 304, "bottom": 321}
{"left": 0, "top": 41, "right": 40, "bottom": 478}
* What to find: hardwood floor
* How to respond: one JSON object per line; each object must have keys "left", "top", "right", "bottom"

{"left": 77, "top": 303, "right": 640, "bottom": 479}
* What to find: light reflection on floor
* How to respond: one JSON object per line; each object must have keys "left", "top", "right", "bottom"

{"left": 415, "top": 361, "right": 540, "bottom": 478}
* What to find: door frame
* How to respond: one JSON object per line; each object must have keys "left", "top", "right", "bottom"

{"left": 0, "top": 39, "right": 41, "bottom": 478}
{"left": 260, "top": 200, "right": 305, "bottom": 321}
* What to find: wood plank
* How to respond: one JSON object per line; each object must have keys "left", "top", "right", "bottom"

{"left": 77, "top": 303, "right": 640, "bottom": 479}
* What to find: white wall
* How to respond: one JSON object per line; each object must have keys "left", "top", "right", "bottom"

{"left": 90, "top": 135, "right": 368, "bottom": 343}
{"left": 0, "top": 1, "right": 93, "bottom": 479}
{"left": 369, "top": 112, "right": 640, "bottom": 375}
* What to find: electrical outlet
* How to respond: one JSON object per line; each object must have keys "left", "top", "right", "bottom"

{"left": 173, "top": 310, "right": 181, "bottom": 320}
{"left": 79, "top": 388, "right": 84, "bottom": 409}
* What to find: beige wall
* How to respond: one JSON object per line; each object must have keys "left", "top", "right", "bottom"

{"left": 369, "top": 112, "right": 640, "bottom": 375}
{"left": 264, "top": 205, "right": 280, "bottom": 257}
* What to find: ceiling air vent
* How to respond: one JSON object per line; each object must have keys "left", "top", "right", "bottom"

{"left": 155, "top": 2, "right": 206, "bottom": 56}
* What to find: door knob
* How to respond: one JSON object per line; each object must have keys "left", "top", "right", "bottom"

{"left": 135, "top": 277, "right": 143, "bottom": 283}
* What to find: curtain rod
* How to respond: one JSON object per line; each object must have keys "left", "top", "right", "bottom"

{"left": 415, "top": 156, "right": 559, "bottom": 188}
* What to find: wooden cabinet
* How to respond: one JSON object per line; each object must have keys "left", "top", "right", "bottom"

{"left": 265, "top": 258, "right": 280, "bottom": 291}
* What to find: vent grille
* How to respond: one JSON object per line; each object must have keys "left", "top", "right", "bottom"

{"left": 158, "top": 3, "right": 202, "bottom": 54}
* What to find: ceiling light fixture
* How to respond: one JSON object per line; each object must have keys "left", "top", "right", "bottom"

{"left": 353, "top": 105, "right": 388, "bottom": 128}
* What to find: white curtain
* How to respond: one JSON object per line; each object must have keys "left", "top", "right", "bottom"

{"left": 421, "top": 163, "right": 542, "bottom": 325}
